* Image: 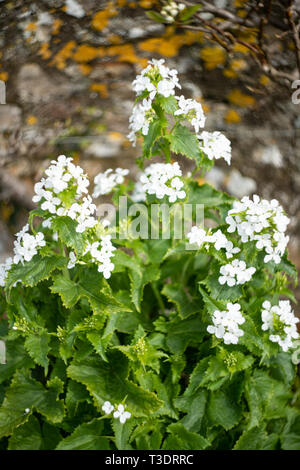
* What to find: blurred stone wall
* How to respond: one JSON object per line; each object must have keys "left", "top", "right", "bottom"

{"left": 0, "top": 0, "right": 299, "bottom": 308}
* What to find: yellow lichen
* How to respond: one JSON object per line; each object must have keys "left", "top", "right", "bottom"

{"left": 225, "top": 109, "right": 242, "bottom": 124}
{"left": 91, "top": 4, "right": 117, "bottom": 31}
{"left": 50, "top": 41, "right": 76, "bottom": 69}
{"left": 0, "top": 72, "right": 8, "bottom": 82}
{"left": 139, "top": 31, "right": 203, "bottom": 58}
{"left": 107, "top": 34, "right": 122, "bottom": 45}
{"left": 107, "top": 44, "right": 147, "bottom": 66}
{"left": 227, "top": 89, "right": 255, "bottom": 108}
{"left": 38, "top": 43, "right": 51, "bottom": 60}
{"left": 90, "top": 83, "right": 109, "bottom": 98}
{"left": 259, "top": 74, "right": 271, "bottom": 86}
{"left": 52, "top": 19, "right": 63, "bottom": 35}
{"left": 25, "top": 22, "right": 37, "bottom": 32}
{"left": 78, "top": 64, "right": 92, "bottom": 75}
{"left": 73, "top": 45, "right": 99, "bottom": 63}
{"left": 201, "top": 46, "right": 227, "bottom": 70}
{"left": 26, "top": 115, "right": 37, "bottom": 126}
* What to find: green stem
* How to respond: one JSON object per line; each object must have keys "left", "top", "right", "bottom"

{"left": 152, "top": 282, "right": 165, "bottom": 314}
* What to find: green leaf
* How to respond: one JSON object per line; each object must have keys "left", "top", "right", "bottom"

{"left": 162, "top": 284, "right": 201, "bottom": 319}
{"left": 188, "top": 181, "right": 234, "bottom": 208}
{"left": 8, "top": 415, "right": 43, "bottom": 450}
{"left": 67, "top": 352, "right": 162, "bottom": 417}
{"left": 56, "top": 418, "right": 110, "bottom": 450}
{"left": 166, "top": 423, "right": 210, "bottom": 450}
{"left": 168, "top": 124, "right": 201, "bottom": 163}
{"left": 157, "top": 95, "right": 178, "bottom": 114}
{"left": 24, "top": 330, "right": 50, "bottom": 374}
{"left": 234, "top": 426, "right": 269, "bottom": 450}
{"left": 112, "top": 418, "right": 136, "bottom": 450}
{"left": 130, "top": 265, "right": 160, "bottom": 312}
{"left": 145, "top": 10, "right": 168, "bottom": 23}
{"left": 6, "top": 255, "right": 67, "bottom": 291}
{"left": 0, "top": 370, "right": 64, "bottom": 438}
{"left": 143, "top": 119, "right": 163, "bottom": 158}
{"left": 51, "top": 216, "right": 85, "bottom": 255}
{"left": 207, "top": 389, "right": 243, "bottom": 430}
{"left": 51, "top": 267, "right": 124, "bottom": 314}
{"left": 0, "top": 339, "right": 34, "bottom": 385}
{"left": 281, "top": 408, "right": 300, "bottom": 450}
{"left": 165, "top": 316, "right": 207, "bottom": 354}
{"left": 179, "top": 4, "right": 202, "bottom": 21}
{"left": 175, "top": 390, "right": 207, "bottom": 433}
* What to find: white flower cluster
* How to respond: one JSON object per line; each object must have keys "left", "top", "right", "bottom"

{"left": 219, "top": 259, "right": 256, "bottom": 287}
{"left": 175, "top": 95, "right": 206, "bottom": 133}
{"left": 130, "top": 180, "right": 147, "bottom": 202}
{"left": 102, "top": 401, "right": 131, "bottom": 424}
{"left": 138, "top": 162, "right": 186, "bottom": 203}
{"left": 128, "top": 59, "right": 181, "bottom": 145}
{"left": 93, "top": 168, "right": 129, "bottom": 198}
{"left": 0, "top": 257, "right": 13, "bottom": 287}
{"left": 13, "top": 224, "right": 46, "bottom": 264}
{"left": 0, "top": 224, "right": 46, "bottom": 285}
{"left": 198, "top": 131, "right": 231, "bottom": 165}
{"left": 187, "top": 227, "right": 240, "bottom": 259}
{"left": 84, "top": 235, "right": 116, "bottom": 279}
{"left": 33, "top": 155, "right": 97, "bottom": 234}
{"left": 160, "top": 1, "right": 186, "bottom": 23}
{"left": 261, "top": 300, "right": 299, "bottom": 352}
{"left": 207, "top": 302, "right": 245, "bottom": 345}
{"left": 226, "top": 195, "right": 290, "bottom": 264}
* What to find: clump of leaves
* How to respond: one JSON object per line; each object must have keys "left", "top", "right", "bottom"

{"left": 0, "top": 59, "right": 299, "bottom": 450}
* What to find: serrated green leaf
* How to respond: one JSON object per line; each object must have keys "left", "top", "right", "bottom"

{"left": 130, "top": 265, "right": 160, "bottom": 312}
{"left": 0, "top": 370, "right": 64, "bottom": 438}
{"left": 143, "top": 119, "right": 163, "bottom": 158}
{"left": 8, "top": 415, "right": 43, "bottom": 450}
{"left": 112, "top": 418, "right": 136, "bottom": 450}
{"left": 6, "top": 255, "right": 67, "bottom": 291}
{"left": 233, "top": 426, "right": 269, "bottom": 450}
{"left": 168, "top": 124, "right": 201, "bottom": 163}
{"left": 67, "top": 352, "right": 162, "bottom": 417}
{"left": 162, "top": 284, "right": 201, "bottom": 319}
{"left": 24, "top": 330, "right": 50, "bottom": 374}
{"left": 207, "top": 389, "right": 243, "bottom": 430}
{"left": 165, "top": 316, "right": 207, "bottom": 354}
{"left": 0, "top": 339, "right": 34, "bottom": 385}
{"left": 51, "top": 267, "right": 124, "bottom": 314}
{"left": 51, "top": 216, "right": 85, "bottom": 255}
{"left": 166, "top": 423, "right": 210, "bottom": 450}
{"left": 175, "top": 390, "right": 207, "bottom": 433}
{"left": 56, "top": 418, "right": 110, "bottom": 450}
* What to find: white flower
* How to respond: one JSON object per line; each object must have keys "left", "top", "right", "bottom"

{"left": 226, "top": 195, "right": 289, "bottom": 264}
{"left": 218, "top": 259, "right": 256, "bottom": 286}
{"left": 0, "top": 257, "right": 13, "bottom": 287}
{"left": 198, "top": 131, "right": 231, "bottom": 165}
{"left": 139, "top": 162, "right": 186, "bottom": 203}
{"left": 84, "top": 235, "right": 116, "bottom": 279}
{"left": 13, "top": 227, "right": 46, "bottom": 265}
{"left": 113, "top": 404, "right": 131, "bottom": 424}
{"left": 207, "top": 303, "right": 245, "bottom": 345}
{"left": 175, "top": 95, "right": 206, "bottom": 132}
{"left": 67, "top": 251, "right": 77, "bottom": 270}
{"left": 187, "top": 226, "right": 208, "bottom": 247}
{"left": 93, "top": 168, "right": 129, "bottom": 198}
{"left": 102, "top": 401, "right": 114, "bottom": 415}
{"left": 261, "top": 300, "right": 299, "bottom": 352}
{"left": 157, "top": 79, "right": 176, "bottom": 97}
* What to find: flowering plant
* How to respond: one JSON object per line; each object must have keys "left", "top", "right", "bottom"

{"left": 0, "top": 59, "right": 299, "bottom": 450}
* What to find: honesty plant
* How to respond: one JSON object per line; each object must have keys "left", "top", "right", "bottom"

{"left": 0, "top": 58, "right": 299, "bottom": 450}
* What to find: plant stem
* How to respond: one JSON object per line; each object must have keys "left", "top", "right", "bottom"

{"left": 152, "top": 282, "right": 165, "bottom": 314}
